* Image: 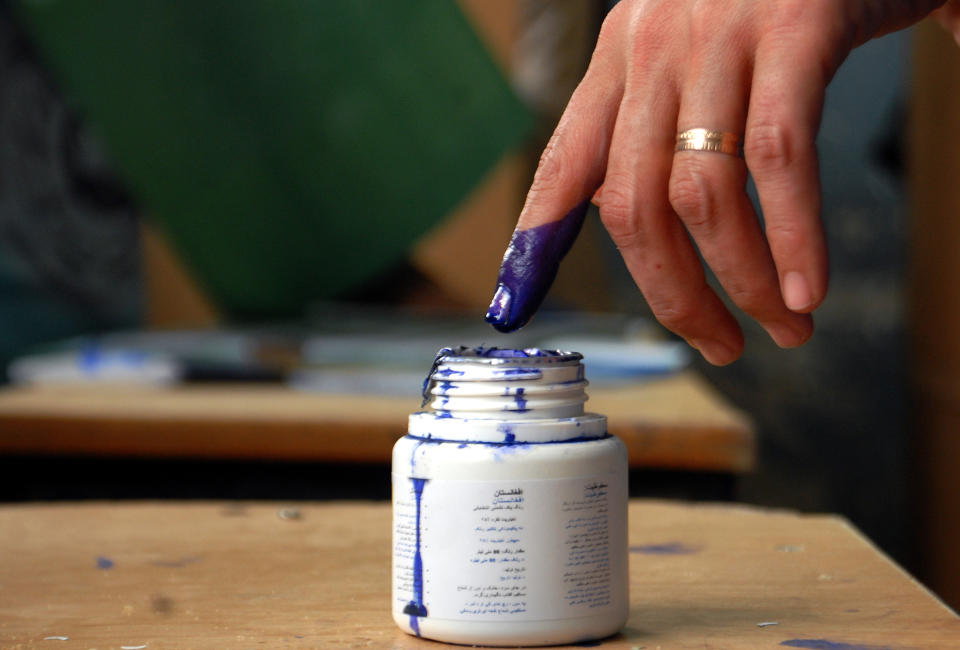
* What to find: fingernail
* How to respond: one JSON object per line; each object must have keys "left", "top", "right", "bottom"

{"left": 591, "top": 185, "right": 604, "bottom": 206}
{"left": 485, "top": 284, "right": 513, "bottom": 332}
{"left": 690, "top": 339, "right": 737, "bottom": 366}
{"left": 783, "top": 271, "right": 813, "bottom": 312}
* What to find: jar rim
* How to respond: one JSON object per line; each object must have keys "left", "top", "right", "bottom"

{"left": 434, "top": 346, "right": 582, "bottom": 365}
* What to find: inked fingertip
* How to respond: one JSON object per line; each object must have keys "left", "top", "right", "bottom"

{"left": 484, "top": 284, "right": 515, "bottom": 332}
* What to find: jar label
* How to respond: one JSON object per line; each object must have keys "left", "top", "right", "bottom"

{"left": 392, "top": 472, "right": 627, "bottom": 622}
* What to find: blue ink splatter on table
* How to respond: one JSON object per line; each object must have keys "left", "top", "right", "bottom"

{"left": 96, "top": 556, "right": 115, "bottom": 570}
{"left": 780, "top": 640, "right": 893, "bottom": 650}
{"left": 629, "top": 542, "right": 700, "bottom": 555}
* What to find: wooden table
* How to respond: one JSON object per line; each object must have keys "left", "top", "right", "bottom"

{"left": 0, "top": 372, "right": 754, "bottom": 473}
{"left": 1, "top": 500, "right": 957, "bottom": 649}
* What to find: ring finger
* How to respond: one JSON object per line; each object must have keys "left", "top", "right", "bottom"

{"left": 669, "top": 32, "right": 813, "bottom": 348}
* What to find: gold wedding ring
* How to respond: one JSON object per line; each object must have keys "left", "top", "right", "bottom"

{"left": 675, "top": 128, "right": 744, "bottom": 157}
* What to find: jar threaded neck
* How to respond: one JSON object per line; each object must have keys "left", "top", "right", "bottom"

{"left": 422, "top": 347, "right": 588, "bottom": 420}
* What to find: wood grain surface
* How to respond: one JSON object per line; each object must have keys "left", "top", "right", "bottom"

{"left": 1, "top": 500, "right": 957, "bottom": 649}
{"left": 0, "top": 372, "right": 754, "bottom": 473}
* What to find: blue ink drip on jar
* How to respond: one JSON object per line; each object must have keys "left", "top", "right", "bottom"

{"left": 485, "top": 199, "right": 590, "bottom": 332}
{"left": 498, "top": 423, "right": 517, "bottom": 444}
{"left": 494, "top": 368, "right": 541, "bottom": 379}
{"left": 513, "top": 387, "right": 527, "bottom": 411}
{"left": 403, "top": 477, "right": 429, "bottom": 635}
{"left": 410, "top": 439, "right": 427, "bottom": 474}
{"left": 407, "top": 433, "right": 609, "bottom": 447}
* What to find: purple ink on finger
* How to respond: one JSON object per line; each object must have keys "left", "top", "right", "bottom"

{"left": 485, "top": 198, "right": 591, "bottom": 332}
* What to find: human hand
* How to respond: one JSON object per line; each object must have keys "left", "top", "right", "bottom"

{"left": 936, "top": 0, "right": 960, "bottom": 42}
{"left": 485, "top": 0, "right": 945, "bottom": 365}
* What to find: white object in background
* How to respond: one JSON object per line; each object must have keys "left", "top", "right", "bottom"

{"left": 538, "top": 336, "right": 690, "bottom": 381}
{"left": 392, "top": 347, "right": 628, "bottom": 646}
{"left": 7, "top": 345, "right": 181, "bottom": 386}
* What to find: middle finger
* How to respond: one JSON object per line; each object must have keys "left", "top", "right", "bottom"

{"left": 669, "top": 14, "right": 813, "bottom": 348}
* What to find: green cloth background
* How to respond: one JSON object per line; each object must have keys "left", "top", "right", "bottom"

{"left": 16, "top": 1, "right": 531, "bottom": 318}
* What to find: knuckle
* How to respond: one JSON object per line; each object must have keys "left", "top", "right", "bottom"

{"left": 687, "top": 1, "right": 726, "bottom": 41}
{"left": 766, "top": 0, "right": 827, "bottom": 31}
{"left": 761, "top": 0, "right": 844, "bottom": 73}
{"left": 649, "top": 294, "right": 700, "bottom": 334}
{"left": 668, "top": 160, "right": 718, "bottom": 231}
{"left": 597, "top": 183, "right": 641, "bottom": 246}
{"left": 745, "top": 123, "right": 793, "bottom": 173}
{"left": 764, "top": 220, "right": 807, "bottom": 251}
{"left": 724, "top": 282, "right": 774, "bottom": 317}
{"left": 625, "top": 7, "right": 672, "bottom": 61}
{"left": 528, "top": 133, "right": 573, "bottom": 200}
{"left": 600, "top": 0, "right": 629, "bottom": 37}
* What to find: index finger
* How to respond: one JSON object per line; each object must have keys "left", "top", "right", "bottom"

{"left": 485, "top": 40, "right": 623, "bottom": 332}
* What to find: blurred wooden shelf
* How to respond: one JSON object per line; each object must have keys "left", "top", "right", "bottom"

{"left": 1, "top": 499, "right": 957, "bottom": 648}
{"left": 0, "top": 371, "right": 754, "bottom": 473}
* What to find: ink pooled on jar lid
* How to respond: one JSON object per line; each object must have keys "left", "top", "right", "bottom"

{"left": 393, "top": 346, "right": 629, "bottom": 646}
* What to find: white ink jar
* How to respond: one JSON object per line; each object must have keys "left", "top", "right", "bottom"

{"left": 392, "top": 347, "right": 629, "bottom": 646}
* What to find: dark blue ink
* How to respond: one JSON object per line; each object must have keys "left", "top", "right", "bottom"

{"left": 406, "top": 433, "right": 609, "bottom": 447}
{"left": 402, "top": 478, "right": 429, "bottom": 636}
{"left": 780, "top": 641, "right": 893, "bottom": 650}
{"left": 493, "top": 368, "right": 541, "bottom": 379}
{"left": 496, "top": 424, "right": 516, "bottom": 443}
{"left": 513, "top": 387, "right": 527, "bottom": 411}
{"left": 476, "top": 347, "right": 558, "bottom": 358}
{"left": 410, "top": 439, "right": 427, "bottom": 474}
{"left": 629, "top": 542, "right": 700, "bottom": 555}
{"left": 485, "top": 198, "right": 590, "bottom": 332}
{"left": 96, "top": 556, "right": 114, "bottom": 570}
{"left": 421, "top": 346, "right": 456, "bottom": 407}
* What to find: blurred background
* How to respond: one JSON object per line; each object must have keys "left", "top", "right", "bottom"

{"left": 0, "top": 0, "right": 957, "bottom": 612}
